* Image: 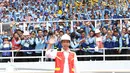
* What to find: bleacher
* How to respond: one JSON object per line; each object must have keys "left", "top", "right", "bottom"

{"left": 0, "top": 0, "right": 130, "bottom": 73}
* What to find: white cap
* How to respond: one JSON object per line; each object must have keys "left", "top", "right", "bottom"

{"left": 95, "top": 29, "right": 100, "bottom": 33}
{"left": 61, "top": 34, "right": 71, "bottom": 41}
{"left": 64, "top": 8, "right": 67, "bottom": 12}
{"left": 60, "top": 26, "right": 63, "bottom": 29}
{"left": 128, "top": 27, "right": 130, "bottom": 31}
{"left": 77, "top": 26, "right": 80, "bottom": 29}
{"left": 122, "top": 25, "right": 126, "bottom": 28}
{"left": 34, "top": 25, "right": 40, "bottom": 28}
{"left": 23, "top": 31, "right": 29, "bottom": 35}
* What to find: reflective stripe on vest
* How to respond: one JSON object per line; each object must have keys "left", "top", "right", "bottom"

{"left": 72, "top": 68, "right": 74, "bottom": 71}
{"left": 55, "top": 68, "right": 60, "bottom": 71}
{"left": 55, "top": 51, "right": 75, "bottom": 73}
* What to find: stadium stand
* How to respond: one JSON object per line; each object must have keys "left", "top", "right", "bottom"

{"left": 0, "top": 0, "right": 130, "bottom": 63}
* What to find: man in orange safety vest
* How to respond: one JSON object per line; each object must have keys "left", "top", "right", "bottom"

{"left": 46, "top": 34, "right": 80, "bottom": 73}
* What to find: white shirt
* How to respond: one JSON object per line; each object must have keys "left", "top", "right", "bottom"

{"left": 46, "top": 49, "right": 80, "bottom": 73}
{"left": 63, "top": 51, "right": 69, "bottom": 73}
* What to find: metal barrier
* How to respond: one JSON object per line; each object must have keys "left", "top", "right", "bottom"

{"left": 0, "top": 47, "right": 130, "bottom": 62}
{"left": 0, "top": 18, "right": 130, "bottom": 34}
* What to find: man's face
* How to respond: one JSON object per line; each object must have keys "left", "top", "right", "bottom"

{"left": 102, "top": 28, "right": 107, "bottom": 33}
{"left": 60, "top": 31, "right": 64, "bottom": 36}
{"left": 128, "top": 30, "right": 130, "bottom": 34}
{"left": 14, "top": 33, "right": 19, "bottom": 39}
{"left": 107, "top": 30, "right": 112, "bottom": 35}
{"left": 4, "top": 38, "right": 8, "bottom": 42}
{"left": 114, "top": 31, "right": 118, "bottom": 36}
{"left": 122, "top": 28, "right": 126, "bottom": 34}
{"left": 81, "top": 32, "right": 85, "bottom": 38}
{"left": 38, "top": 31, "right": 43, "bottom": 36}
{"left": 61, "top": 40, "right": 70, "bottom": 51}
{"left": 96, "top": 33, "right": 100, "bottom": 37}
{"left": 90, "top": 31, "right": 94, "bottom": 37}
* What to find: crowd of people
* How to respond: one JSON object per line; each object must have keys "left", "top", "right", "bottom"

{"left": 0, "top": 19, "right": 130, "bottom": 62}
{"left": 0, "top": 0, "right": 130, "bottom": 62}
{"left": 0, "top": 0, "right": 130, "bottom": 22}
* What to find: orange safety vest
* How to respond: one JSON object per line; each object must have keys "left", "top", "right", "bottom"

{"left": 55, "top": 51, "right": 75, "bottom": 73}
{"left": 11, "top": 38, "right": 21, "bottom": 50}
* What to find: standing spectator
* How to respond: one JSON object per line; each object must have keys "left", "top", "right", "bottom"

{"left": 103, "top": 30, "right": 115, "bottom": 60}
{"left": 70, "top": 32, "right": 79, "bottom": 49}
{"left": 120, "top": 28, "right": 129, "bottom": 60}
{"left": 11, "top": 32, "right": 22, "bottom": 62}
{"left": 46, "top": 32, "right": 57, "bottom": 61}
{"left": 28, "top": 31, "right": 36, "bottom": 55}
{"left": 78, "top": 31, "right": 88, "bottom": 48}
{"left": 85, "top": 21, "right": 95, "bottom": 36}
{"left": 76, "top": 31, "right": 88, "bottom": 61}
{"left": 113, "top": 28, "right": 121, "bottom": 60}
{"left": 20, "top": 31, "right": 30, "bottom": 62}
{"left": 127, "top": 27, "right": 130, "bottom": 60}
{"left": 56, "top": 30, "right": 64, "bottom": 49}
{"left": 35, "top": 30, "right": 45, "bottom": 61}
{"left": 1, "top": 36, "right": 12, "bottom": 62}
{"left": 101, "top": 27, "right": 107, "bottom": 36}
{"left": 28, "top": 31, "right": 36, "bottom": 61}
{"left": 95, "top": 29, "right": 103, "bottom": 60}
{"left": 87, "top": 30, "right": 96, "bottom": 61}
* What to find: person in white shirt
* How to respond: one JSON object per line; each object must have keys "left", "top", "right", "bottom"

{"left": 46, "top": 34, "right": 80, "bottom": 73}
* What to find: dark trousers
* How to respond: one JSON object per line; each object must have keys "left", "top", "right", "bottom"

{"left": 94, "top": 52, "right": 103, "bottom": 61}
{"left": 105, "top": 49, "right": 119, "bottom": 60}
{"left": 26, "top": 52, "right": 36, "bottom": 62}
{"left": 75, "top": 50, "right": 87, "bottom": 61}
{"left": 86, "top": 51, "right": 95, "bottom": 61}
{"left": 14, "top": 52, "right": 23, "bottom": 62}
{"left": 2, "top": 59, "right": 10, "bottom": 62}
{"left": 126, "top": 49, "right": 130, "bottom": 60}
{"left": 2, "top": 56, "right": 11, "bottom": 62}
{"left": 0, "top": 52, "right": 2, "bottom": 62}
{"left": 34, "top": 53, "right": 42, "bottom": 62}
{"left": 120, "top": 49, "right": 128, "bottom": 60}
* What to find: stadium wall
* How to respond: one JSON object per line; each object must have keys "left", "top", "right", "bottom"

{"left": 0, "top": 61, "right": 130, "bottom": 73}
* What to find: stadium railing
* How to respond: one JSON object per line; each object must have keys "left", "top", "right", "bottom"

{"left": 0, "top": 47, "right": 130, "bottom": 62}
{"left": 0, "top": 18, "right": 130, "bottom": 34}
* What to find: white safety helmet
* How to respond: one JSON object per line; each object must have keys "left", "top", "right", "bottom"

{"left": 23, "top": 31, "right": 30, "bottom": 35}
{"left": 61, "top": 34, "right": 71, "bottom": 41}
{"left": 128, "top": 27, "right": 130, "bottom": 31}
{"left": 95, "top": 29, "right": 101, "bottom": 33}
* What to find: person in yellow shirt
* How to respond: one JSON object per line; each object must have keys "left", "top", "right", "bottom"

{"left": 59, "top": 1, "right": 62, "bottom": 6}
{"left": 58, "top": 10, "right": 62, "bottom": 15}
{"left": 90, "top": 0, "right": 98, "bottom": 6}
